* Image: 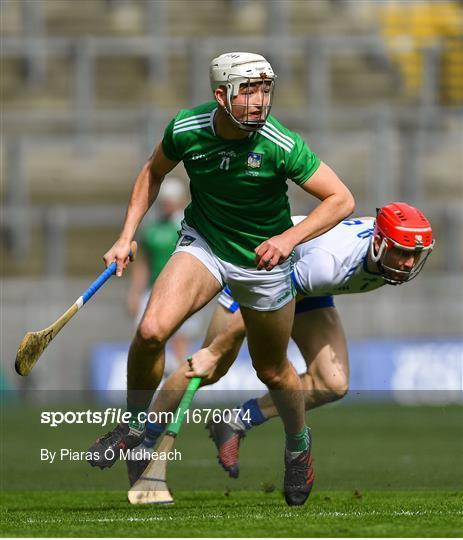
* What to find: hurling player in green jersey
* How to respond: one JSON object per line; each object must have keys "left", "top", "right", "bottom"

{"left": 87, "top": 52, "right": 354, "bottom": 506}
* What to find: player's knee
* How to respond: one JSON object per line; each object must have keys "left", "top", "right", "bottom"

{"left": 301, "top": 371, "right": 348, "bottom": 406}
{"left": 254, "top": 365, "right": 286, "bottom": 388}
{"left": 320, "top": 376, "right": 349, "bottom": 403}
{"left": 324, "top": 367, "right": 349, "bottom": 400}
{"left": 136, "top": 320, "right": 169, "bottom": 349}
{"left": 328, "top": 381, "right": 349, "bottom": 401}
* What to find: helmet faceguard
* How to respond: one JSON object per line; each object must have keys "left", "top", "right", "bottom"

{"left": 370, "top": 202, "right": 435, "bottom": 285}
{"left": 210, "top": 52, "right": 276, "bottom": 131}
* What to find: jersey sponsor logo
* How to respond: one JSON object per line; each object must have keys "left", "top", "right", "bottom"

{"left": 342, "top": 219, "right": 364, "bottom": 225}
{"left": 342, "top": 219, "right": 374, "bottom": 239}
{"left": 189, "top": 152, "right": 207, "bottom": 161}
{"left": 219, "top": 150, "right": 236, "bottom": 158}
{"left": 247, "top": 152, "right": 263, "bottom": 169}
{"left": 179, "top": 235, "right": 196, "bottom": 247}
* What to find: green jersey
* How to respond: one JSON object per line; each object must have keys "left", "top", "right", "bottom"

{"left": 162, "top": 101, "right": 320, "bottom": 266}
{"left": 140, "top": 219, "right": 180, "bottom": 286}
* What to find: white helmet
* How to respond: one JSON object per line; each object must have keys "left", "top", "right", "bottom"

{"left": 209, "top": 52, "right": 276, "bottom": 131}
{"left": 158, "top": 177, "right": 186, "bottom": 203}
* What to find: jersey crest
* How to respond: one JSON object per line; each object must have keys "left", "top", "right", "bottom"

{"left": 247, "top": 152, "right": 263, "bottom": 168}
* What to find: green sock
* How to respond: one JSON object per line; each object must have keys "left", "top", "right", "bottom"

{"left": 126, "top": 404, "right": 145, "bottom": 432}
{"left": 286, "top": 425, "right": 310, "bottom": 452}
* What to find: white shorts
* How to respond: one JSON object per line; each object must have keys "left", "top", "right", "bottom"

{"left": 173, "top": 222, "right": 295, "bottom": 311}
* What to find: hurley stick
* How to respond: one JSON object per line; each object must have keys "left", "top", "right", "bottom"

{"left": 128, "top": 374, "right": 202, "bottom": 505}
{"left": 15, "top": 241, "right": 136, "bottom": 376}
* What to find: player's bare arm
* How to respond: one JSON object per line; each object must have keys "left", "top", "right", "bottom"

{"left": 255, "top": 162, "right": 354, "bottom": 270}
{"left": 104, "top": 144, "right": 179, "bottom": 276}
{"left": 186, "top": 310, "right": 246, "bottom": 384}
{"left": 291, "top": 162, "right": 355, "bottom": 242}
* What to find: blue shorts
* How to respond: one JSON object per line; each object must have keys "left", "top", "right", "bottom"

{"left": 294, "top": 295, "right": 335, "bottom": 314}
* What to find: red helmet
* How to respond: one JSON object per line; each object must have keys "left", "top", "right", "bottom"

{"left": 371, "top": 202, "right": 435, "bottom": 284}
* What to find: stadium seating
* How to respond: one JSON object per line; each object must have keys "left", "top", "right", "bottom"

{"left": 380, "top": 1, "right": 462, "bottom": 103}
{"left": 1, "top": 0, "right": 461, "bottom": 276}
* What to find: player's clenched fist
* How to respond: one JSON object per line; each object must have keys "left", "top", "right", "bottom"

{"left": 103, "top": 239, "right": 137, "bottom": 277}
{"left": 185, "top": 348, "right": 221, "bottom": 383}
{"left": 255, "top": 234, "right": 294, "bottom": 271}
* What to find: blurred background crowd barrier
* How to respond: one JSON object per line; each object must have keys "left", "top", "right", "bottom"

{"left": 1, "top": 0, "right": 462, "bottom": 398}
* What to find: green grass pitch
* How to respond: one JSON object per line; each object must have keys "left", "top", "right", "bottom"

{"left": 3, "top": 490, "right": 462, "bottom": 537}
{"left": 1, "top": 400, "right": 462, "bottom": 537}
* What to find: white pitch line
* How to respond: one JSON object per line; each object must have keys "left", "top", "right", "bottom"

{"left": 23, "top": 509, "right": 462, "bottom": 525}
{"left": 24, "top": 514, "right": 227, "bottom": 525}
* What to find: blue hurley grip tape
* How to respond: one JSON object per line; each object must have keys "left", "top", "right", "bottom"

{"left": 82, "top": 261, "right": 117, "bottom": 304}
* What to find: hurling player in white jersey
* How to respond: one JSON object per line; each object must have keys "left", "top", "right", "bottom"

{"left": 127, "top": 202, "right": 434, "bottom": 485}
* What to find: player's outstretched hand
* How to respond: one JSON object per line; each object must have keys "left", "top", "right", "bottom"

{"left": 103, "top": 239, "right": 137, "bottom": 277}
{"left": 255, "top": 234, "right": 294, "bottom": 271}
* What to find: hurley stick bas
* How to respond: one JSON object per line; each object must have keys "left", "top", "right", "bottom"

{"left": 128, "top": 374, "right": 202, "bottom": 505}
{"left": 15, "top": 241, "right": 137, "bottom": 376}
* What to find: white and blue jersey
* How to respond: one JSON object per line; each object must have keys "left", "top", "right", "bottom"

{"left": 219, "top": 216, "right": 385, "bottom": 314}
{"left": 291, "top": 216, "right": 384, "bottom": 296}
